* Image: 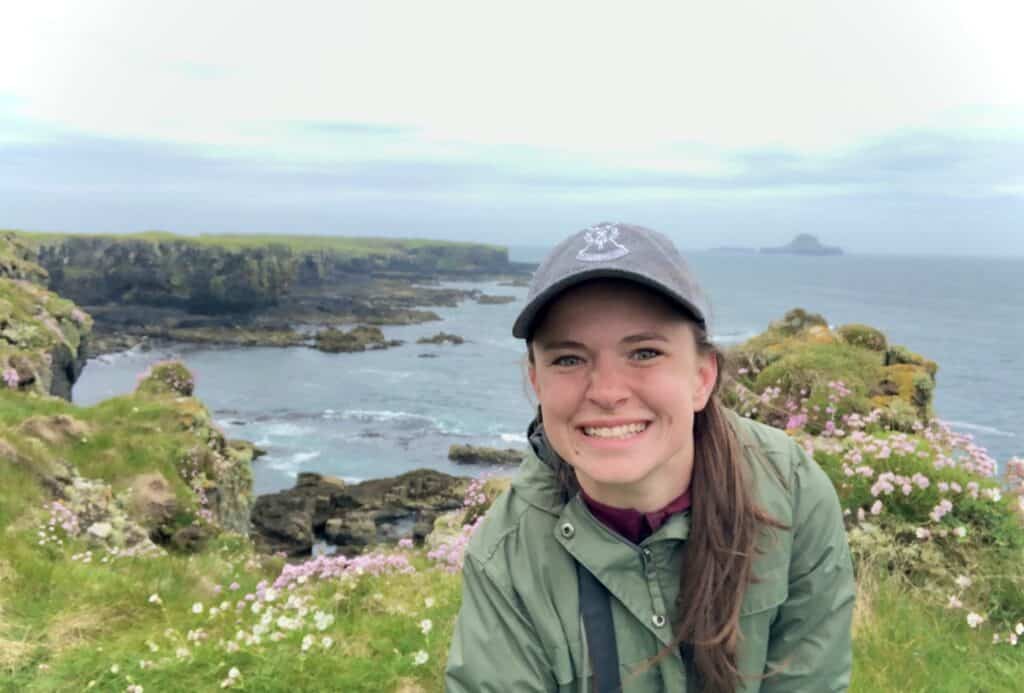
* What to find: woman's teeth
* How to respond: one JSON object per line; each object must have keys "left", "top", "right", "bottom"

{"left": 582, "top": 423, "right": 647, "bottom": 439}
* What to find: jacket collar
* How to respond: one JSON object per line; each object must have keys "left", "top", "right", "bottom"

{"left": 509, "top": 417, "right": 568, "bottom": 515}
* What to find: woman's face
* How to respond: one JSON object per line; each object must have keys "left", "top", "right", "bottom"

{"left": 528, "top": 280, "right": 717, "bottom": 511}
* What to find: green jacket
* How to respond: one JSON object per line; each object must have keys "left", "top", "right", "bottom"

{"left": 445, "top": 415, "right": 855, "bottom": 692}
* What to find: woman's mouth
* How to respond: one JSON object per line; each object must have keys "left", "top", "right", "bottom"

{"left": 581, "top": 422, "right": 648, "bottom": 440}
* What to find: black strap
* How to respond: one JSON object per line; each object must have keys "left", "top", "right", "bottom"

{"left": 577, "top": 562, "right": 621, "bottom": 692}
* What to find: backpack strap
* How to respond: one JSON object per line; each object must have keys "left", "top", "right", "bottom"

{"left": 577, "top": 562, "right": 621, "bottom": 692}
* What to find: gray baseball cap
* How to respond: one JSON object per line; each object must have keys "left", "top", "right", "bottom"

{"left": 512, "top": 222, "right": 709, "bottom": 339}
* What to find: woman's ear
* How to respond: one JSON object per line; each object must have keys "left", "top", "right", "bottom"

{"left": 693, "top": 350, "right": 718, "bottom": 411}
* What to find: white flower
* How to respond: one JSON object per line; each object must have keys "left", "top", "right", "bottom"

{"left": 955, "top": 575, "right": 972, "bottom": 589}
{"left": 953, "top": 526, "right": 967, "bottom": 538}
{"left": 1015, "top": 622, "right": 1024, "bottom": 636}
{"left": 191, "top": 602, "right": 203, "bottom": 614}
{"left": 420, "top": 619, "right": 433, "bottom": 636}
{"left": 321, "top": 636, "right": 334, "bottom": 649}
{"left": 947, "top": 595, "right": 963, "bottom": 609}
{"left": 110, "top": 664, "right": 120, "bottom": 674}
{"left": 228, "top": 667, "right": 240, "bottom": 680}
{"left": 175, "top": 647, "right": 190, "bottom": 660}
{"left": 148, "top": 594, "right": 162, "bottom": 605}
{"left": 966, "top": 612, "right": 985, "bottom": 628}
{"left": 301, "top": 634, "right": 315, "bottom": 652}
{"left": 412, "top": 650, "right": 429, "bottom": 666}
{"left": 915, "top": 527, "right": 931, "bottom": 540}
{"left": 424, "top": 597, "right": 436, "bottom": 609}
{"left": 126, "top": 686, "right": 143, "bottom": 693}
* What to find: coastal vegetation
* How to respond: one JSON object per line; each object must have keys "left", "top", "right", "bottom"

{"left": 2, "top": 235, "right": 1022, "bottom": 691}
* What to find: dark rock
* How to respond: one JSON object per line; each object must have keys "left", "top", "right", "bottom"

{"left": 416, "top": 332, "right": 464, "bottom": 345}
{"left": 250, "top": 469, "right": 468, "bottom": 556}
{"left": 315, "top": 325, "right": 402, "bottom": 353}
{"left": 475, "top": 294, "right": 516, "bottom": 305}
{"left": 448, "top": 444, "right": 524, "bottom": 466}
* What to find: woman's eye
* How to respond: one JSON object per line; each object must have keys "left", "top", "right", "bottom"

{"left": 551, "top": 355, "right": 583, "bottom": 367}
{"left": 631, "top": 348, "right": 661, "bottom": 361}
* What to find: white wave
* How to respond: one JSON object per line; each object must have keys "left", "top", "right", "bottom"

{"left": 343, "top": 409, "right": 427, "bottom": 423}
{"left": 263, "top": 422, "right": 314, "bottom": 437}
{"left": 290, "top": 450, "right": 321, "bottom": 464}
{"left": 944, "top": 420, "right": 1017, "bottom": 438}
{"left": 254, "top": 437, "right": 271, "bottom": 447}
{"left": 500, "top": 433, "right": 528, "bottom": 444}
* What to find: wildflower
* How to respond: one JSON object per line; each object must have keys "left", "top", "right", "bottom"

{"left": 966, "top": 612, "right": 985, "bottom": 628}
{"left": 126, "top": 686, "right": 143, "bottom": 693}
{"left": 220, "top": 666, "right": 241, "bottom": 688}
{"left": 313, "top": 611, "right": 334, "bottom": 631}
{"left": 947, "top": 595, "right": 963, "bottom": 609}
{"left": 955, "top": 575, "right": 972, "bottom": 589}
{"left": 870, "top": 500, "right": 883, "bottom": 516}
{"left": 175, "top": 647, "right": 190, "bottom": 660}
{"left": 993, "top": 634, "right": 1001, "bottom": 644}
{"left": 412, "top": 650, "right": 429, "bottom": 666}
{"left": 420, "top": 619, "right": 433, "bottom": 636}
{"left": 2, "top": 367, "right": 19, "bottom": 389}
{"left": 322, "top": 636, "right": 334, "bottom": 649}
{"left": 915, "top": 527, "right": 931, "bottom": 540}
{"left": 953, "top": 526, "right": 967, "bottom": 538}
{"left": 148, "top": 594, "right": 162, "bottom": 605}
{"left": 1010, "top": 634, "right": 1019, "bottom": 646}
{"left": 1015, "top": 623, "right": 1024, "bottom": 636}
{"left": 111, "top": 664, "right": 120, "bottom": 674}
{"left": 424, "top": 597, "right": 436, "bottom": 609}
{"left": 229, "top": 582, "right": 240, "bottom": 591}
{"left": 301, "top": 634, "right": 315, "bottom": 652}
{"left": 191, "top": 602, "right": 203, "bottom": 614}
{"left": 398, "top": 538, "right": 414, "bottom": 549}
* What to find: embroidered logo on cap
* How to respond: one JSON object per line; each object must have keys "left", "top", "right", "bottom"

{"left": 576, "top": 224, "right": 629, "bottom": 262}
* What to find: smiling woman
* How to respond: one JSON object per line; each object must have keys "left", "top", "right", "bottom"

{"left": 445, "top": 223, "right": 855, "bottom": 692}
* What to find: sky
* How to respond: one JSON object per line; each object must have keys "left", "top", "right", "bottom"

{"left": 1, "top": 1, "right": 1022, "bottom": 255}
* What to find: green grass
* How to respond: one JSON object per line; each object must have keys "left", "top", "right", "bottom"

{"left": 852, "top": 571, "right": 1023, "bottom": 692}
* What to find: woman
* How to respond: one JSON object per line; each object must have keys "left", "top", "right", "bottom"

{"left": 445, "top": 223, "right": 854, "bottom": 692}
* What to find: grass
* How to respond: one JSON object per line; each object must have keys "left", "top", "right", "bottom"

{"left": 3, "top": 229, "right": 506, "bottom": 257}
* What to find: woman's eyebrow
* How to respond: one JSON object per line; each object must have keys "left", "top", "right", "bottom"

{"left": 535, "top": 339, "right": 586, "bottom": 351}
{"left": 621, "top": 332, "right": 670, "bottom": 344}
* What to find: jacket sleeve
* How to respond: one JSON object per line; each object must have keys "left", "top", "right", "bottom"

{"left": 445, "top": 552, "right": 558, "bottom": 692}
{"left": 761, "top": 446, "right": 855, "bottom": 692}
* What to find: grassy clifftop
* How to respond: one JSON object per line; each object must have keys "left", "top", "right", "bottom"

{"left": 1, "top": 303, "right": 1022, "bottom": 690}
{"left": 3, "top": 229, "right": 513, "bottom": 315}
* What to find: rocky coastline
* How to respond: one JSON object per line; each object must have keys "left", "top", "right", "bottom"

{"left": 11, "top": 231, "right": 532, "bottom": 357}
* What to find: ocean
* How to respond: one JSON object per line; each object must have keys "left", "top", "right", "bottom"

{"left": 72, "top": 251, "right": 1023, "bottom": 494}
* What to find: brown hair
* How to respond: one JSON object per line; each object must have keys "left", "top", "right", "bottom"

{"left": 528, "top": 308, "right": 783, "bottom": 692}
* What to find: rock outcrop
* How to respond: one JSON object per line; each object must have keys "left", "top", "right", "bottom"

{"left": 724, "top": 308, "right": 936, "bottom": 432}
{"left": 250, "top": 469, "right": 468, "bottom": 556}
{"left": 1, "top": 233, "right": 92, "bottom": 399}
{"left": 448, "top": 444, "right": 524, "bottom": 466}
{"left": 314, "top": 325, "right": 402, "bottom": 353}
{"left": 416, "top": 332, "right": 464, "bottom": 345}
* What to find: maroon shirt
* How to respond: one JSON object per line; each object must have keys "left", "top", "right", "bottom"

{"left": 580, "top": 486, "right": 692, "bottom": 544}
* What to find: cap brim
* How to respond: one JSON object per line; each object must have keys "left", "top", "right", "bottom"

{"left": 512, "top": 268, "right": 706, "bottom": 339}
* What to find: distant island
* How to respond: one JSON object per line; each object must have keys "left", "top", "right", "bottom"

{"left": 760, "top": 233, "right": 843, "bottom": 256}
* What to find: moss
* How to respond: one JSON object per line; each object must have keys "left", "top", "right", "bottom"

{"left": 838, "top": 323, "right": 888, "bottom": 351}
{"left": 885, "top": 344, "right": 939, "bottom": 378}
{"left": 134, "top": 361, "right": 195, "bottom": 398}
{"left": 878, "top": 364, "right": 935, "bottom": 414}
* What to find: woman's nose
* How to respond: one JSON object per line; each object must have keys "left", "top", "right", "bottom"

{"left": 586, "top": 359, "right": 630, "bottom": 409}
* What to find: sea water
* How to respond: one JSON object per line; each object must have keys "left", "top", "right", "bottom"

{"left": 73, "top": 252, "right": 1023, "bottom": 494}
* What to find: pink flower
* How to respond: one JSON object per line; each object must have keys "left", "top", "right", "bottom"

{"left": 2, "top": 367, "right": 18, "bottom": 389}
